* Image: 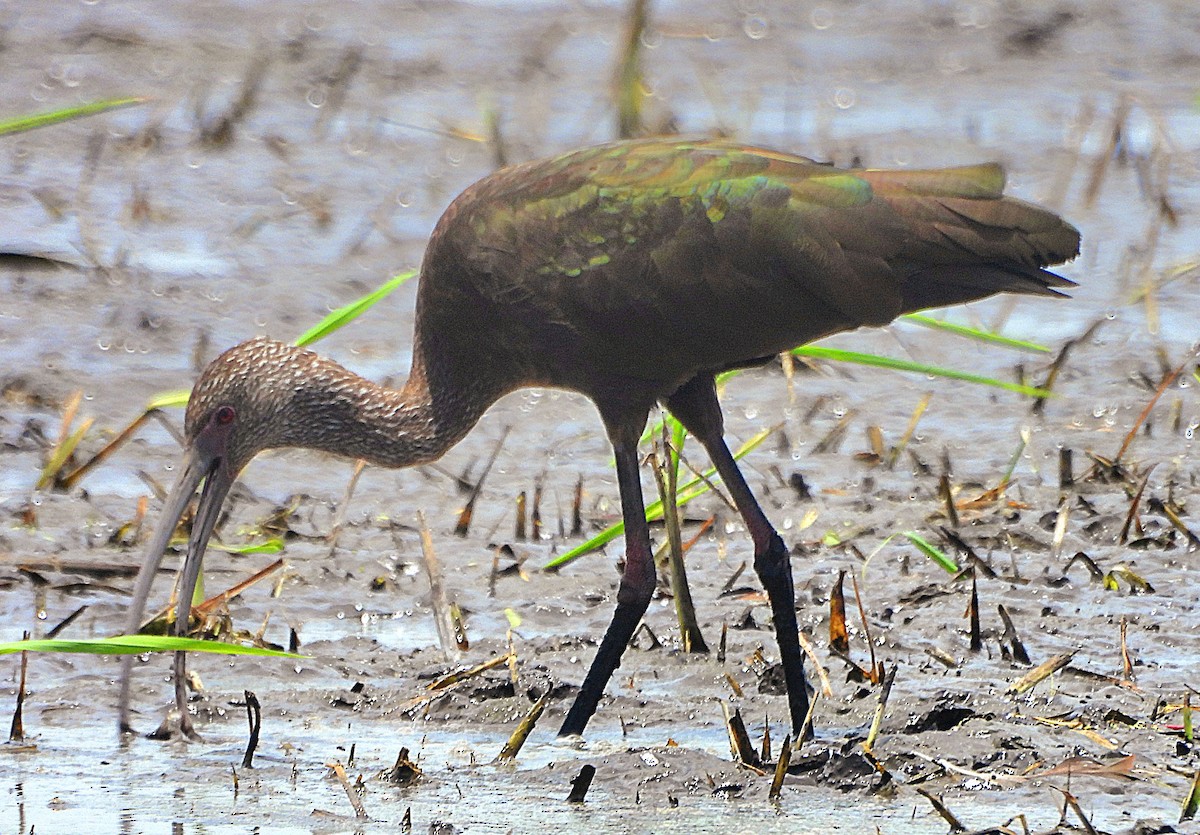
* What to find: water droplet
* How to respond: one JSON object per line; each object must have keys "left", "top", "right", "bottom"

{"left": 810, "top": 7, "right": 833, "bottom": 29}
{"left": 743, "top": 16, "right": 769, "bottom": 39}
{"left": 832, "top": 87, "right": 856, "bottom": 109}
{"left": 306, "top": 88, "right": 326, "bottom": 108}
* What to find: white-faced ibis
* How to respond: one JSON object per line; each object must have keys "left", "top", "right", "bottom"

{"left": 117, "top": 138, "right": 1080, "bottom": 740}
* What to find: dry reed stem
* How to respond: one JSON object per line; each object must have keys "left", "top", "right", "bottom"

{"left": 768, "top": 734, "right": 792, "bottom": 800}
{"left": 416, "top": 512, "right": 461, "bottom": 661}
{"left": 495, "top": 689, "right": 549, "bottom": 762}
{"left": 1007, "top": 651, "right": 1075, "bottom": 695}
{"left": 326, "top": 761, "right": 368, "bottom": 819}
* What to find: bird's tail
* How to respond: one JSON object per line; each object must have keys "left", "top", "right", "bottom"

{"left": 900, "top": 261, "right": 1076, "bottom": 314}
{"left": 859, "top": 165, "right": 1082, "bottom": 314}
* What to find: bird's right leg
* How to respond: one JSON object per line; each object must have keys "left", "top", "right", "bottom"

{"left": 666, "top": 375, "right": 813, "bottom": 740}
{"left": 558, "top": 418, "right": 655, "bottom": 737}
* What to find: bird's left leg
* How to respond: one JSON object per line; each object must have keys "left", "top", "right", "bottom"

{"left": 559, "top": 413, "right": 655, "bottom": 737}
{"left": 170, "top": 650, "right": 201, "bottom": 741}
{"left": 666, "top": 374, "right": 812, "bottom": 739}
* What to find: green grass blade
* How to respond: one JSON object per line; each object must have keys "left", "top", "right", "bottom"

{"left": 0, "top": 635, "right": 301, "bottom": 657}
{"left": 669, "top": 413, "right": 685, "bottom": 473}
{"left": 35, "top": 419, "right": 93, "bottom": 490}
{"left": 146, "top": 388, "right": 191, "bottom": 411}
{"left": 794, "top": 345, "right": 1051, "bottom": 397}
{"left": 901, "top": 531, "right": 959, "bottom": 574}
{"left": 0, "top": 96, "right": 148, "bottom": 137}
{"left": 900, "top": 313, "right": 1051, "bottom": 353}
{"left": 999, "top": 427, "right": 1030, "bottom": 490}
{"left": 293, "top": 269, "right": 418, "bottom": 347}
{"left": 544, "top": 425, "right": 773, "bottom": 570}
{"left": 212, "top": 537, "right": 285, "bottom": 555}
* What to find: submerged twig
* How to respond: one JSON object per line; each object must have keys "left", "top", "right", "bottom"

{"left": 454, "top": 427, "right": 510, "bottom": 536}
{"left": 241, "top": 690, "right": 260, "bottom": 768}
{"left": 862, "top": 665, "right": 897, "bottom": 753}
{"left": 428, "top": 653, "right": 513, "bottom": 692}
{"left": 796, "top": 631, "right": 833, "bottom": 698}
{"left": 327, "top": 458, "right": 368, "bottom": 549}
{"left": 966, "top": 574, "right": 982, "bottom": 652}
{"left": 414, "top": 514, "right": 461, "bottom": 661}
{"left": 650, "top": 429, "right": 708, "bottom": 653}
{"left": 886, "top": 392, "right": 931, "bottom": 469}
{"left": 8, "top": 631, "right": 29, "bottom": 742}
{"left": 495, "top": 690, "right": 550, "bottom": 762}
{"left": 997, "top": 604, "right": 1031, "bottom": 665}
{"left": 915, "top": 788, "right": 966, "bottom": 832}
{"left": 722, "top": 704, "right": 763, "bottom": 770}
{"left": 768, "top": 734, "right": 792, "bottom": 800}
{"left": 1007, "top": 651, "right": 1075, "bottom": 695}
{"left": 327, "top": 761, "right": 368, "bottom": 820}
{"left": 1114, "top": 347, "right": 1197, "bottom": 465}
{"left": 1055, "top": 787, "right": 1100, "bottom": 835}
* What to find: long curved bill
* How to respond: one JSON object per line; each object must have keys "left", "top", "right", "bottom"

{"left": 116, "top": 445, "right": 237, "bottom": 734}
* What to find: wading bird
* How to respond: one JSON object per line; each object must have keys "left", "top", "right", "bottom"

{"left": 118, "top": 138, "right": 1079, "bottom": 740}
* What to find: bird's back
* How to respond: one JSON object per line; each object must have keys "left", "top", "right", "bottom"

{"left": 414, "top": 139, "right": 1080, "bottom": 401}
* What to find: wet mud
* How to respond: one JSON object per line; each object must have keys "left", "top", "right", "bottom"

{"left": 1, "top": 1, "right": 1199, "bottom": 832}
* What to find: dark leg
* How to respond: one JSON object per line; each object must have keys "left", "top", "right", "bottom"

{"left": 666, "top": 374, "right": 812, "bottom": 738}
{"left": 559, "top": 416, "right": 656, "bottom": 737}
{"left": 173, "top": 650, "right": 201, "bottom": 741}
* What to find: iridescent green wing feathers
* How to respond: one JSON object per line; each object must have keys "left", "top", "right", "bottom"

{"left": 473, "top": 139, "right": 875, "bottom": 225}
{"left": 452, "top": 139, "right": 1078, "bottom": 330}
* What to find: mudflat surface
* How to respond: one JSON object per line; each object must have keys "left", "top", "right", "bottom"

{"left": 1, "top": 1, "right": 1198, "bottom": 832}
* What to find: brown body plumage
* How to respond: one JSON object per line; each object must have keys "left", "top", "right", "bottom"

{"left": 118, "top": 139, "right": 1080, "bottom": 740}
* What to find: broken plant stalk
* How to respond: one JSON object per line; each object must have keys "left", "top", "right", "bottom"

{"left": 650, "top": 421, "right": 708, "bottom": 653}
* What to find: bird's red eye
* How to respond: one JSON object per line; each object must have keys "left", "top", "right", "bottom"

{"left": 214, "top": 405, "right": 236, "bottom": 425}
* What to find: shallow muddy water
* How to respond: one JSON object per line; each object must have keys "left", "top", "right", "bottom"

{"left": 2, "top": 1, "right": 1199, "bottom": 833}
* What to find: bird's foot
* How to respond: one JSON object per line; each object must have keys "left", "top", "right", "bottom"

{"left": 144, "top": 707, "right": 203, "bottom": 742}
